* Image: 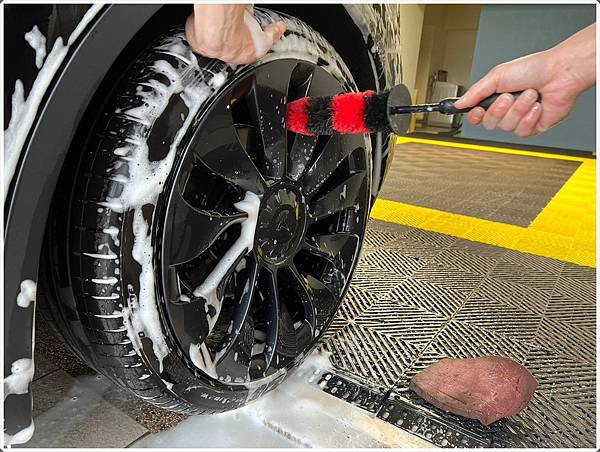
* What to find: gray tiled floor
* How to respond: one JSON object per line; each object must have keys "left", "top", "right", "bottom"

{"left": 322, "top": 220, "right": 596, "bottom": 448}
{"left": 318, "top": 139, "right": 595, "bottom": 448}
{"left": 379, "top": 142, "right": 580, "bottom": 226}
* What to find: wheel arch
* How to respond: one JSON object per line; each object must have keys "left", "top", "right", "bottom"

{"left": 3, "top": 4, "right": 163, "bottom": 438}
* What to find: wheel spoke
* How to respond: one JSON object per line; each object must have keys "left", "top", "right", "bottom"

{"left": 302, "top": 134, "right": 365, "bottom": 197}
{"left": 288, "top": 134, "right": 318, "bottom": 181}
{"left": 165, "top": 189, "right": 246, "bottom": 266}
{"left": 285, "top": 265, "right": 317, "bottom": 334}
{"left": 308, "top": 170, "right": 367, "bottom": 221}
{"left": 304, "top": 233, "right": 360, "bottom": 274}
{"left": 261, "top": 268, "right": 297, "bottom": 370}
{"left": 249, "top": 60, "right": 296, "bottom": 180}
{"left": 168, "top": 296, "right": 211, "bottom": 354}
{"left": 213, "top": 258, "right": 260, "bottom": 382}
{"left": 193, "top": 95, "right": 266, "bottom": 193}
{"left": 288, "top": 265, "right": 336, "bottom": 334}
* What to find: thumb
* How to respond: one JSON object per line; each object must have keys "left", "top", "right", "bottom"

{"left": 263, "top": 22, "right": 286, "bottom": 46}
{"left": 454, "top": 68, "right": 501, "bottom": 109}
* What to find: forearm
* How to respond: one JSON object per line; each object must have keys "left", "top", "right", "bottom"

{"left": 551, "top": 23, "right": 596, "bottom": 94}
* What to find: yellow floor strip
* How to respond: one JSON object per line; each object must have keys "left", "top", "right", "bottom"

{"left": 370, "top": 137, "right": 596, "bottom": 268}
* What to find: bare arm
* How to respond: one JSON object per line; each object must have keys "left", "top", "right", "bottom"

{"left": 454, "top": 23, "right": 596, "bottom": 137}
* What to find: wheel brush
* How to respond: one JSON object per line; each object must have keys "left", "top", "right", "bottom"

{"left": 286, "top": 84, "right": 536, "bottom": 136}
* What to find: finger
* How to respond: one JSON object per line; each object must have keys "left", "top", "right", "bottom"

{"left": 466, "top": 107, "right": 486, "bottom": 125}
{"left": 245, "top": 4, "right": 254, "bottom": 14}
{"left": 454, "top": 68, "right": 501, "bottom": 109}
{"left": 514, "top": 103, "right": 542, "bottom": 137}
{"left": 263, "top": 21, "right": 286, "bottom": 45}
{"left": 497, "top": 89, "right": 539, "bottom": 132}
{"left": 481, "top": 93, "right": 514, "bottom": 130}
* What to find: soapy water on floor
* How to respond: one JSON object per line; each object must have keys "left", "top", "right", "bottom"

{"left": 130, "top": 349, "right": 432, "bottom": 448}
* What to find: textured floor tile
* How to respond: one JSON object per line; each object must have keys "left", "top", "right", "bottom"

{"left": 323, "top": 323, "right": 421, "bottom": 389}
{"left": 534, "top": 318, "right": 595, "bottom": 364}
{"left": 468, "top": 277, "right": 551, "bottom": 315}
{"left": 455, "top": 298, "right": 542, "bottom": 342}
{"left": 390, "top": 278, "right": 467, "bottom": 318}
{"left": 381, "top": 142, "right": 580, "bottom": 225}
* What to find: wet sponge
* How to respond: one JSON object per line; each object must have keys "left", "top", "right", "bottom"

{"left": 409, "top": 356, "right": 538, "bottom": 425}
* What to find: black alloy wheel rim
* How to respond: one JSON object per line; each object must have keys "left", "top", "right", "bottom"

{"left": 160, "top": 59, "right": 370, "bottom": 385}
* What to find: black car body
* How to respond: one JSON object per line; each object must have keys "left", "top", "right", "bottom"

{"left": 3, "top": 3, "right": 402, "bottom": 444}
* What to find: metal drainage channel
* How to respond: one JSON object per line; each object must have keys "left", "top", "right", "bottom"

{"left": 306, "top": 222, "right": 596, "bottom": 448}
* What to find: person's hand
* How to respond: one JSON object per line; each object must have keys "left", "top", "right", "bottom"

{"left": 185, "top": 4, "right": 286, "bottom": 65}
{"left": 454, "top": 23, "right": 596, "bottom": 137}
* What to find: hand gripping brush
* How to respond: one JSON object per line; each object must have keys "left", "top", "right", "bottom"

{"left": 286, "top": 84, "right": 539, "bottom": 136}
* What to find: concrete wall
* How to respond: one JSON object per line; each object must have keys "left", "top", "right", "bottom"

{"left": 399, "top": 4, "right": 425, "bottom": 97}
{"left": 460, "top": 4, "right": 596, "bottom": 153}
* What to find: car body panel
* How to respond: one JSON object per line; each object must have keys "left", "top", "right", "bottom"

{"left": 2, "top": 3, "right": 402, "bottom": 441}
{"left": 3, "top": 4, "right": 161, "bottom": 440}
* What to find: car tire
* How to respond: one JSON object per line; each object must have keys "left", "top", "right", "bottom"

{"left": 42, "top": 9, "right": 372, "bottom": 414}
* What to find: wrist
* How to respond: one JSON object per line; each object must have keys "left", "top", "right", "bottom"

{"left": 189, "top": 5, "right": 245, "bottom": 55}
{"left": 551, "top": 24, "right": 596, "bottom": 94}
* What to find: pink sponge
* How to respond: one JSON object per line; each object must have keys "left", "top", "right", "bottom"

{"left": 409, "top": 356, "right": 538, "bottom": 425}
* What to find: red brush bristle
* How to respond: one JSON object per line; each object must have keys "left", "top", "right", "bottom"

{"left": 286, "top": 97, "right": 313, "bottom": 136}
{"left": 331, "top": 91, "right": 375, "bottom": 134}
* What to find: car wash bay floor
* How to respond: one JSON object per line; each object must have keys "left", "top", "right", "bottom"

{"left": 23, "top": 137, "right": 595, "bottom": 448}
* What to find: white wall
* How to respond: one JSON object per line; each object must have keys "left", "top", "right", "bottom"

{"left": 461, "top": 4, "right": 595, "bottom": 152}
{"left": 399, "top": 4, "right": 425, "bottom": 97}
{"left": 414, "top": 5, "right": 481, "bottom": 106}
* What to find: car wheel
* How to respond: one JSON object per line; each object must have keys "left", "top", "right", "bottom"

{"left": 42, "top": 10, "right": 371, "bottom": 413}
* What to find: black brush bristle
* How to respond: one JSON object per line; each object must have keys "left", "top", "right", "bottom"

{"left": 364, "top": 90, "right": 391, "bottom": 133}
{"left": 307, "top": 96, "right": 334, "bottom": 135}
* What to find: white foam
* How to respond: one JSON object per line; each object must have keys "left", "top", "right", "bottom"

{"left": 193, "top": 192, "right": 260, "bottom": 331}
{"left": 3, "top": 358, "right": 34, "bottom": 401}
{"left": 189, "top": 343, "right": 218, "bottom": 380}
{"left": 102, "top": 226, "right": 120, "bottom": 246}
{"left": 16, "top": 280, "right": 37, "bottom": 308}
{"left": 91, "top": 277, "right": 118, "bottom": 285}
{"left": 189, "top": 192, "right": 260, "bottom": 378}
{"left": 3, "top": 6, "right": 103, "bottom": 202}
{"left": 3, "top": 421, "right": 35, "bottom": 447}
{"left": 244, "top": 10, "right": 272, "bottom": 59}
{"left": 24, "top": 26, "right": 47, "bottom": 69}
{"left": 97, "top": 33, "right": 232, "bottom": 373}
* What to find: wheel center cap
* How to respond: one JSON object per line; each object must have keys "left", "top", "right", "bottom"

{"left": 256, "top": 185, "right": 306, "bottom": 264}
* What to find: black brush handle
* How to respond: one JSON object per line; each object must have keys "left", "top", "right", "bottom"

{"left": 439, "top": 91, "right": 541, "bottom": 114}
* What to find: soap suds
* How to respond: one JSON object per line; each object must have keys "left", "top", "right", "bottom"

{"left": 16, "top": 280, "right": 37, "bottom": 308}
{"left": 3, "top": 422, "right": 35, "bottom": 448}
{"left": 3, "top": 359, "right": 35, "bottom": 400}
{"left": 3, "top": 5, "right": 102, "bottom": 202}
{"left": 189, "top": 192, "right": 261, "bottom": 378}
{"left": 101, "top": 34, "right": 232, "bottom": 373}
{"left": 4, "top": 278, "right": 38, "bottom": 446}
{"left": 24, "top": 26, "right": 47, "bottom": 69}
{"left": 244, "top": 10, "right": 272, "bottom": 58}
{"left": 193, "top": 192, "right": 260, "bottom": 332}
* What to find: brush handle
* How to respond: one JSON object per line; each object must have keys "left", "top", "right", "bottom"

{"left": 439, "top": 91, "right": 541, "bottom": 114}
